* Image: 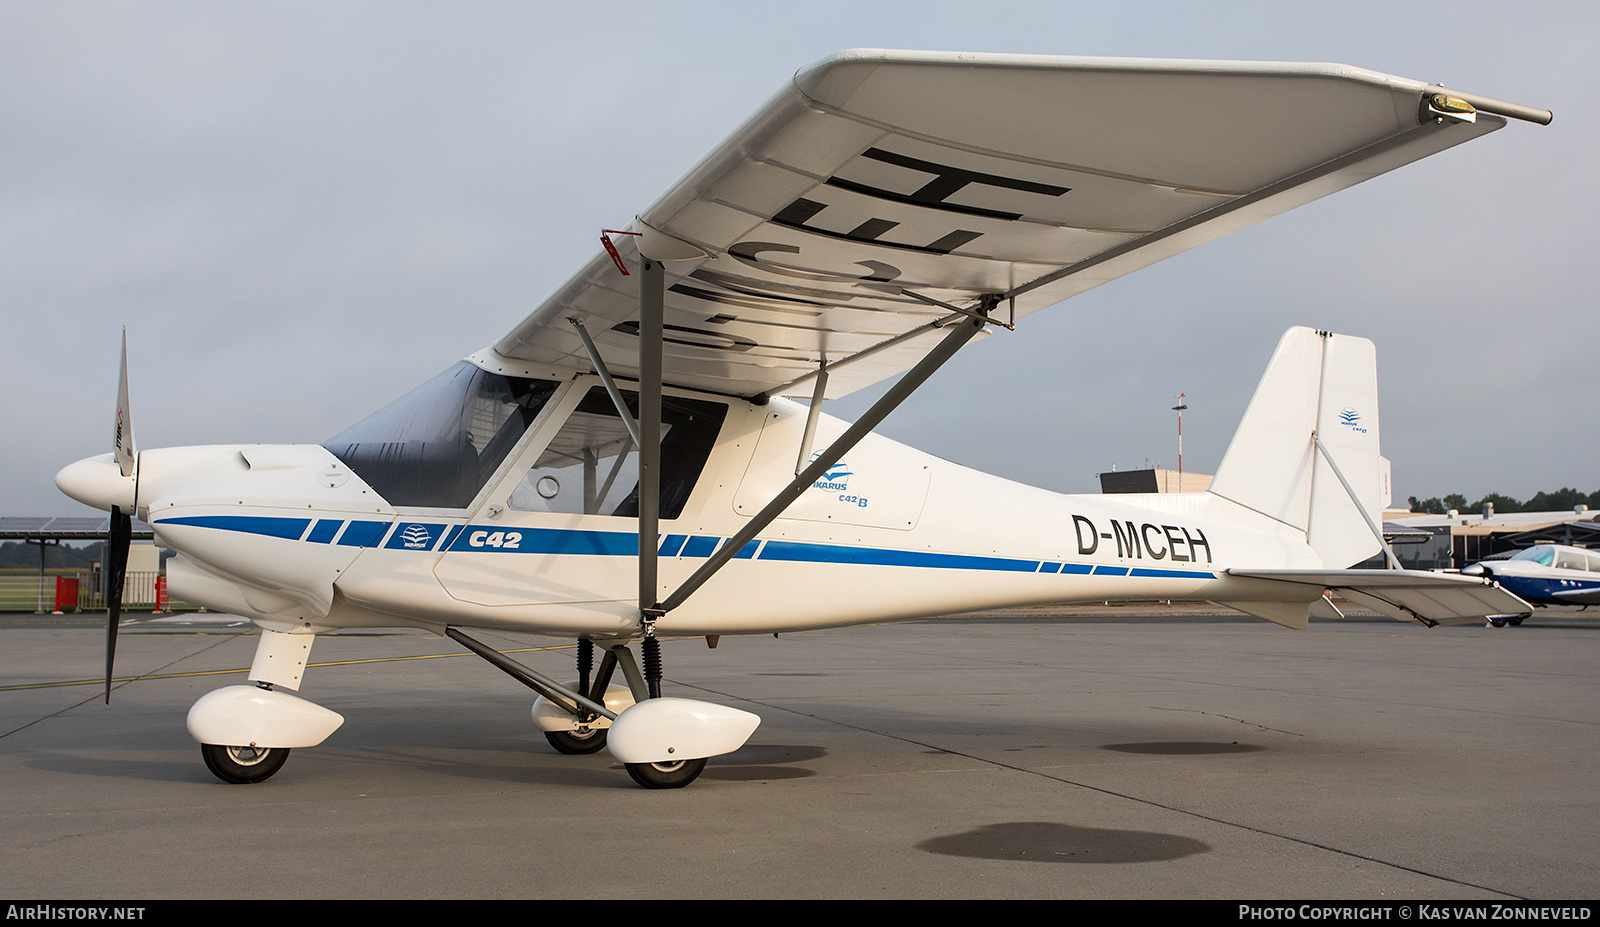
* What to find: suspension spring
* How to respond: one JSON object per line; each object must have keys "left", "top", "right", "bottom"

{"left": 576, "top": 638, "right": 593, "bottom": 702}
{"left": 642, "top": 636, "right": 662, "bottom": 699}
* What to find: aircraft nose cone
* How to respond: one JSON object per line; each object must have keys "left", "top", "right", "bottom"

{"left": 1460, "top": 563, "right": 1486, "bottom": 576}
{"left": 55, "top": 453, "right": 136, "bottom": 512}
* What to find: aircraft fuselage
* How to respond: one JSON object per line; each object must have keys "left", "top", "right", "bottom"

{"left": 92, "top": 370, "right": 1327, "bottom": 641}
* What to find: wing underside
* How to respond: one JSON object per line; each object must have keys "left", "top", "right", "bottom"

{"left": 492, "top": 50, "right": 1513, "bottom": 399}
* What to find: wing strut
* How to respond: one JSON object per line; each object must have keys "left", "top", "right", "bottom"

{"left": 756, "top": 315, "right": 964, "bottom": 401}
{"left": 567, "top": 317, "right": 644, "bottom": 448}
{"left": 904, "top": 289, "right": 1015, "bottom": 331}
{"left": 794, "top": 359, "right": 828, "bottom": 476}
{"left": 656, "top": 313, "right": 986, "bottom": 617}
{"left": 638, "top": 258, "right": 664, "bottom": 627}
{"left": 624, "top": 253, "right": 987, "bottom": 625}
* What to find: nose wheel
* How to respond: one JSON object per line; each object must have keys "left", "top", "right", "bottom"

{"left": 201, "top": 743, "right": 290, "bottom": 784}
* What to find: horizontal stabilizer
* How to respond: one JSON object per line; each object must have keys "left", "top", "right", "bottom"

{"left": 1228, "top": 569, "right": 1533, "bottom": 626}
{"left": 1214, "top": 599, "right": 1313, "bottom": 630}
{"left": 1210, "top": 591, "right": 1347, "bottom": 630}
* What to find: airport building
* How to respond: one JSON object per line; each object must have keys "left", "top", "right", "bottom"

{"left": 1381, "top": 507, "right": 1600, "bottom": 570}
{"left": 1097, "top": 468, "right": 1212, "bottom": 494}
{"left": 1098, "top": 469, "right": 1597, "bottom": 571}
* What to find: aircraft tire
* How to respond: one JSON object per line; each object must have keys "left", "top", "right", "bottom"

{"left": 624, "top": 757, "right": 707, "bottom": 790}
{"left": 544, "top": 728, "right": 608, "bottom": 755}
{"left": 201, "top": 743, "right": 290, "bottom": 784}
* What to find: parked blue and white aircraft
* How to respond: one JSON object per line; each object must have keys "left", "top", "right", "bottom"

{"left": 1463, "top": 545, "right": 1600, "bottom": 621}
{"left": 56, "top": 51, "right": 1547, "bottom": 788}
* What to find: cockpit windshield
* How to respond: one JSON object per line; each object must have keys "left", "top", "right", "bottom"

{"left": 323, "top": 362, "right": 560, "bottom": 508}
{"left": 1509, "top": 546, "right": 1557, "bottom": 567}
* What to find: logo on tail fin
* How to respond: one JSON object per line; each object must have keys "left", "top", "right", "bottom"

{"left": 1339, "top": 408, "right": 1368, "bottom": 433}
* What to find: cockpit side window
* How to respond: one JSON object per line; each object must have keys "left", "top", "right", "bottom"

{"left": 1555, "top": 549, "right": 1589, "bottom": 572}
{"left": 508, "top": 386, "right": 726, "bottom": 519}
{"left": 323, "top": 362, "right": 560, "bottom": 508}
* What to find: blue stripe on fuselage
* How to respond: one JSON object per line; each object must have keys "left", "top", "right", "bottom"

{"left": 150, "top": 515, "right": 1216, "bottom": 580}
{"left": 154, "top": 515, "right": 312, "bottom": 540}
{"left": 757, "top": 540, "right": 1040, "bottom": 572}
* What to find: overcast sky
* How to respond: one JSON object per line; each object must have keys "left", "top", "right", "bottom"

{"left": 3, "top": 1, "right": 1593, "bottom": 519}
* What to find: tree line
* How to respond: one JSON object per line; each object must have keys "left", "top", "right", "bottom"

{"left": 1406, "top": 488, "right": 1599, "bottom": 515}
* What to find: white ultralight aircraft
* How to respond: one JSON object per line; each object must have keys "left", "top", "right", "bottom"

{"left": 57, "top": 51, "right": 1549, "bottom": 788}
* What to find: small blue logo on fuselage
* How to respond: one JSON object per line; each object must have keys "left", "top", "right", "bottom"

{"left": 811, "top": 453, "right": 853, "bottom": 491}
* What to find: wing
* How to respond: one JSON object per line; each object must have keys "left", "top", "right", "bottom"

{"left": 1551, "top": 587, "right": 1600, "bottom": 606}
{"left": 1229, "top": 568, "right": 1535, "bottom": 626}
{"left": 490, "top": 50, "right": 1531, "bottom": 400}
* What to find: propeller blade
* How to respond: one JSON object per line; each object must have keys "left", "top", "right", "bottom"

{"left": 104, "top": 507, "right": 132, "bottom": 704}
{"left": 114, "top": 329, "right": 136, "bottom": 478}
{"left": 104, "top": 330, "right": 138, "bottom": 703}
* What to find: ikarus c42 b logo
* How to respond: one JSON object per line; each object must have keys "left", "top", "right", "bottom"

{"left": 809, "top": 454, "right": 868, "bottom": 508}
{"left": 1339, "top": 408, "right": 1368, "bottom": 434}
{"left": 815, "top": 463, "right": 852, "bottom": 491}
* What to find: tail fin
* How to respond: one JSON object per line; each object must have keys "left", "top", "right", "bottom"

{"left": 1209, "top": 327, "right": 1384, "bottom": 569}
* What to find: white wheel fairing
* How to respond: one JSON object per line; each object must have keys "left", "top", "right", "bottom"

{"left": 606, "top": 698, "right": 760, "bottom": 764}
{"left": 186, "top": 685, "right": 344, "bottom": 749}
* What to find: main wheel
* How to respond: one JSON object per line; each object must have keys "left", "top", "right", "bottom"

{"left": 625, "top": 757, "right": 707, "bottom": 790}
{"left": 201, "top": 743, "right": 290, "bottom": 784}
{"left": 544, "top": 727, "right": 608, "bottom": 755}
